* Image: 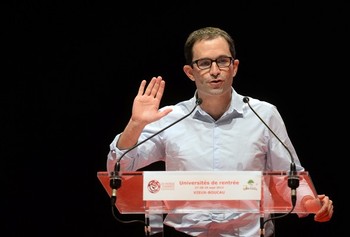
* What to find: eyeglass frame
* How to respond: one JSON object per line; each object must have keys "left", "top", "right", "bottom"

{"left": 190, "top": 56, "right": 234, "bottom": 70}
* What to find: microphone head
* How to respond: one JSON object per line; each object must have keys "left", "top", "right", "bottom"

{"left": 243, "top": 96, "right": 249, "bottom": 103}
{"left": 196, "top": 98, "right": 203, "bottom": 105}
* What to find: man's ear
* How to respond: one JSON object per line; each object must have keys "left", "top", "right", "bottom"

{"left": 183, "top": 65, "right": 195, "bottom": 82}
{"left": 232, "top": 59, "right": 239, "bottom": 77}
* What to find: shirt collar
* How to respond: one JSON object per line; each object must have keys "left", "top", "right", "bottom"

{"left": 192, "top": 87, "right": 245, "bottom": 122}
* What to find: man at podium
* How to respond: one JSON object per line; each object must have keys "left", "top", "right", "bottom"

{"left": 107, "top": 27, "right": 333, "bottom": 236}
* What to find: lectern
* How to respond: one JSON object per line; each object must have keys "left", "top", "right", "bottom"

{"left": 97, "top": 170, "right": 318, "bottom": 236}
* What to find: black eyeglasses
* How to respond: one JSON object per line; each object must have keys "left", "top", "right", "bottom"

{"left": 191, "top": 56, "right": 233, "bottom": 70}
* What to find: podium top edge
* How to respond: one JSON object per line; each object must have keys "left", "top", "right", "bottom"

{"left": 97, "top": 170, "right": 309, "bottom": 176}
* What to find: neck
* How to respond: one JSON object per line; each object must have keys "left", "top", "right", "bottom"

{"left": 199, "top": 93, "right": 231, "bottom": 120}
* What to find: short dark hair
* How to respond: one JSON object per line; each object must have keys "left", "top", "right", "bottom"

{"left": 184, "top": 27, "right": 236, "bottom": 65}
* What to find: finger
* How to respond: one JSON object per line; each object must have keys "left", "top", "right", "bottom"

{"left": 151, "top": 78, "right": 161, "bottom": 97}
{"left": 154, "top": 80, "right": 166, "bottom": 100}
{"left": 314, "top": 200, "right": 333, "bottom": 222}
{"left": 317, "top": 194, "right": 326, "bottom": 200}
{"left": 144, "top": 77, "right": 157, "bottom": 96}
{"left": 327, "top": 200, "right": 334, "bottom": 216}
{"left": 315, "top": 210, "right": 332, "bottom": 222}
{"left": 138, "top": 80, "right": 147, "bottom": 96}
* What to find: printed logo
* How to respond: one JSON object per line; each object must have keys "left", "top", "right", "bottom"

{"left": 243, "top": 179, "right": 258, "bottom": 191}
{"left": 147, "top": 180, "right": 161, "bottom": 193}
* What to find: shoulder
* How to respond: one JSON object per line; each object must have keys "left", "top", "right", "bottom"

{"left": 171, "top": 98, "right": 197, "bottom": 113}
{"left": 242, "top": 96, "right": 283, "bottom": 122}
{"left": 244, "top": 96, "right": 276, "bottom": 110}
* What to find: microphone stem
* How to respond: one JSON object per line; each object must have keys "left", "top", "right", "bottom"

{"left": 288, "top": 162, "right": 299, "bottom": 207}
{"left": 110, "top": 98, "right": 202, "bottom": 203}
{"left": 115, "top": 99, "right": 202, "bottom": 166}
{"left": 260, "top": 216, "right": 265, "bottom": 237}
{"left": 245, "top": 100, "right": 295, "bottom": 164}
{"left": 110, "top": 161, "right": 121, "bottom": 205}
{"left": 244, "top": 97, "right": 300, "bottom": 207}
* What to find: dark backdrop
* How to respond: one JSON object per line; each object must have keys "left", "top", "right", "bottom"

{"left": 3, "top": 1, "right": 346, "bottom": 236}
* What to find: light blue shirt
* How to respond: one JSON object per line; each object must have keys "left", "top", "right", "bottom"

{"left": 108, "top": 88, "right": 309, "bottom": 236}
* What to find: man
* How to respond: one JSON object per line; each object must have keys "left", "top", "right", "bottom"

{"left": 107, "top": 27, "right": 333, "bottom": 236}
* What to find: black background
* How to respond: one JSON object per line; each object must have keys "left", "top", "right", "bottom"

{"left": 3, "top": 1, "right": 346, "bottom": 236}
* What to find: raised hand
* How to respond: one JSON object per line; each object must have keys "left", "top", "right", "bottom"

{"left": 131, "top": 76, "right": 173, "bottom": 126}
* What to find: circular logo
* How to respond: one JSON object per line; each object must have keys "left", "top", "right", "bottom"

{"left": 147, "top": 180, "right": 161, "bottom": 193}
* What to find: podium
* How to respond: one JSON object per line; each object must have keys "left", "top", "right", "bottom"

{"left": 97, "top": 170, "right": 318, "bottom": 236}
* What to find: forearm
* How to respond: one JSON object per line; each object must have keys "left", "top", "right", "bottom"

{"left": 116, "top": 118, "right": 147, "bottom": 149}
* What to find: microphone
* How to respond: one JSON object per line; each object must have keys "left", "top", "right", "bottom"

{"left": 243, "top": 96, "right": 299, "bottom": 207}
{"left": 109, "top": 98, "right": 203, "bottom": 205}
